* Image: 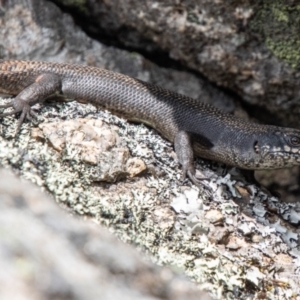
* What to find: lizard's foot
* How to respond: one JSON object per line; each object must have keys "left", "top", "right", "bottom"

{"left": 0, "top": 72, "right": 62, "bottom": 134}
{"left": 0, "top": 103, "right": 34, "bottom": 134}
{"left": 174, "top": 130, "right": 212, "bottom": 191}
{"left": 182, "top": 166, "right": 212, "bottom": 191}
{"left": 188, "top": 173, "right": 212, "bottom": 192}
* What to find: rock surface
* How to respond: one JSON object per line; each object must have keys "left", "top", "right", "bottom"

{"left": 1, "top": 0, "right": 300, "bottom": 299}
{"left": 0, "top": 169, "right": 211, "bottom": 300}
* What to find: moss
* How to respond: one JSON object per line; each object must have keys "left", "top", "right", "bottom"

{"left": 266, "top": 38, "right": 300, "bottom": 68}
{"left": 271, "top": 5, "right": 289, "bottom": 22}
{"left": 250, "top": 1, "right": 300, "bottom": 69}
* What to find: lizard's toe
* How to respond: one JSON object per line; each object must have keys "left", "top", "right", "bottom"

{"left": 15, "top": 106, "right": 32, "bottom": 134}
{"left": 188, "top": 171, "right": 212, "bottom": 191}
{"left": 181, "top": 167, "right": 212, "bottom": 191}
{"left": 29, "top": 109, "right": 39, "bottom": 119}
{"left": 0, "top": 101, "right": 14, "bottom": 109}
{"left": 0, "top": 109, "right": 20, "bottom": 117}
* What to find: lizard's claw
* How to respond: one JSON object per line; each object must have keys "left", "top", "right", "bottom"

{"left": 15, "top": 109, "right": 27, "bottom": 133}
{"left": 181, "top": 165, "right": 212, "bottom": 191}
{"left": 188, "top": 171, "right": 212, "bottom": 191}
{"left": 0, "top": 104, "right": 33, "bottom": 134}
{"left": 187, "top": 169, "right": 209, "bottom": 184}
{"left": 28, "top": 109, "right": 39, "bottom": 119}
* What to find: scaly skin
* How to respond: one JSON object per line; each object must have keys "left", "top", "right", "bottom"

{"left": 1, "top": 59, "right": 300, "bottom": 185}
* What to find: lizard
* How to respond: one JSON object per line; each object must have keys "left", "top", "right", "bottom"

{"left": 1, "top": 59, "right": 300, "bottom": 186}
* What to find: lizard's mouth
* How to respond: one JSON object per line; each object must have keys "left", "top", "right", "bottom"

{"left": 261, "top": 150, "right": 300, "bottom": 168}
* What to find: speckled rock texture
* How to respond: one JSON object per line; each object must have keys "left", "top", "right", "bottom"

{"left": 1, "top": 0, "right": 300, "bottom": 299}
{"left": 0, "top": 169, "right": 212, "bottom": 300}
{"left": 52, "top": 0, "right": 300, "bottom": 128}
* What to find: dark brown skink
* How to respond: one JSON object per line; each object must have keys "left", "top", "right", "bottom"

{"left": 1, "top": 59, "right": 300, "bottom": 185}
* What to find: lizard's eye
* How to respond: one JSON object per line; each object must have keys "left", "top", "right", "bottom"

{"left": 253, "top": 141, "right": 259, "bottom": 154}
{"left": 290, "top": 136, "right": 300, "bottom": 146}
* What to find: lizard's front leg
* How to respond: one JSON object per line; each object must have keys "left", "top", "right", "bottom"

{"left": 174, "top": 130, "right": 211, "bottom": 189}
{"left": 0, "top": 73, "right": 62, "bottom": 133}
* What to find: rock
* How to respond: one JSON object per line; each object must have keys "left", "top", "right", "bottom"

{"left": 53, "top": 0, "right": 300, "bottom": 128}
{"left": 0, "top": 169, "right": 211, "bottom": 300}
{"left": 205, "top": 209, "right": 224, "bottom": 225}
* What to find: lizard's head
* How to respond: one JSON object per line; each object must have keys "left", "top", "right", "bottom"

{"left": 252, "top": 127, "right": 300, "bottom": 169}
